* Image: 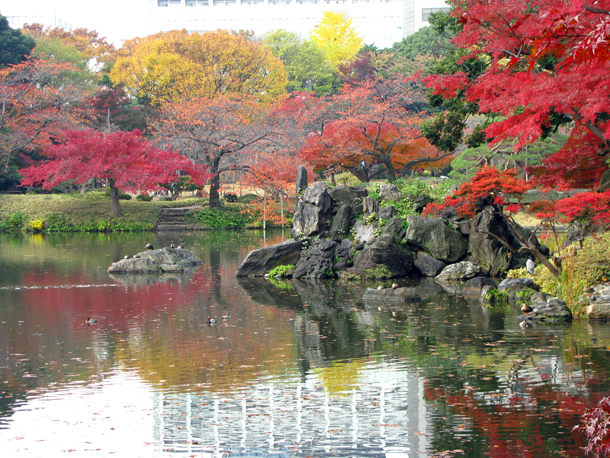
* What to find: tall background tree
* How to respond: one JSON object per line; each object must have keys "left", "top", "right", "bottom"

{"left": 310, "top": 12, "right": 363, "bottom": 69}
{"left": 0, "top": 15, "right": 35, "bottom": 68}
{"left": 263, "top": 29, "right": 340, "bottom": 96}
{"left": 111, "top": 29, "right": 288, "bottom": 105}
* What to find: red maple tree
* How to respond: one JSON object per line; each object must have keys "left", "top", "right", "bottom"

{"left": 425, "top": 0, "right": 610, "bottom": 189}
{"left": 299, "top": 78, "right": 451, "bottom": 182}
{"left": 19, "top": 129, "right": 208, "bottom": 215}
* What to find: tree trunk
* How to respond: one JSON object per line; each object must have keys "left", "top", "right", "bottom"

{"left": 107, "top": 178, "right": 121, "bottom": 216}
{"left": 209, "top": 173, "right": 221, "bottom": 208}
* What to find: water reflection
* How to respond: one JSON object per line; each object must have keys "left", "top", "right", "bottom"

{"left": 0, "top": 231, "right": 609, "bottom": 457}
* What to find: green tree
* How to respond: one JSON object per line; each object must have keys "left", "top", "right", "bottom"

{"left": 390, "top": 26, "right": 450, "bottom": 60}
{"left": 310, "top": 12, "right": 363, "bottom": 68}
{"left": 263, "top": 29, "right": 340, "bottom": 96}
{"left": 0, "top": 15, "right": 35, "bottom": 68}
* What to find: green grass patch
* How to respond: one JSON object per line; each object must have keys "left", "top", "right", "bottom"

{"left": 186, "top": 205, "right": 257, "bottom": 229}
{"left": 0, "top": 193, "right": 203, "bottom": 233}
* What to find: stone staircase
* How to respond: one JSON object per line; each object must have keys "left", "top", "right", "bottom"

{"left": 156, "top": 206, "right": 199, "bottom": 231}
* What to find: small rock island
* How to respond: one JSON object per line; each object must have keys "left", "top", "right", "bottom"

{"left": 108, "top": 247, "right": 203, "bottom": 274}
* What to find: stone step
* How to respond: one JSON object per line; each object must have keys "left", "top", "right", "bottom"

{"left": 156, "top": 224, "right": 193, "bottom": 231}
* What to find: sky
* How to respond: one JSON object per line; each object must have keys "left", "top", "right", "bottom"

{"left": 0, "top": 0, "right": 148, "bottom": 45}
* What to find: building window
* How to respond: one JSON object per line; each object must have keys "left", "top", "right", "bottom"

{"left": 422, "top": 7, "right": 451, "bottom": 22}
{"left": 158, "top": 0, "right": 169, "bottom": 6}
{"left": 186, "top": 0, "right": 208, "bottom": 5}
{"left": 169, "top": 0, "right": 181, "bottom": 5}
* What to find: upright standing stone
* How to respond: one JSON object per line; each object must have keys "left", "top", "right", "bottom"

{"left": 296, "top": 165, "right": 308, "bottom": 192}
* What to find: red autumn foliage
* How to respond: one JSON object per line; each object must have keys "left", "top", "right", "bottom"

{"left": 553, "top": 191, "right": 610, "bottom": 227}
{"left": 299, "top": 78, "right": 451, "bottom": 182}
{"left": 423, "top": 166, "right": 530, "bottom": 218}
{"left": 154, "top": 94, "right": 276, "bottom": 208}
{"left": 576, "top": 396, "right": 610, "bottom": 458}
{"left": 0, "top": 59, "right": 92, "bottom": 167}
{"left": 19, "top": 129, "right": 208, "bottom": 215}
{"left": 425, "top": 0, "right": 610, "bottom": 189}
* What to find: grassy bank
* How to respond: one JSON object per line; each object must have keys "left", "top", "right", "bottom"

{"left": 0, "top": 192, "right": 259, "bottom": 233}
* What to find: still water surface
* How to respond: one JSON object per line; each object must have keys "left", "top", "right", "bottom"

{"left": 0, "top": 230, "right": 609, "bottom": 458}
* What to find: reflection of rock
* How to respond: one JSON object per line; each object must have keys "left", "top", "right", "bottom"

{"left": 108, "top": 247, "right": 203, "bottom": 274}
{"left": 235, "top": 239, "right": 303, "bottom": 277}
{"left": 363, "top": 287, "right": 421, "bottom": 302}
{"left": 463, "top": 277, "right": 497, "bottom": 296}
{"left": 109, "top": 268, "right": 198, "bottom": 286}
{"left": 235, "top": 277, "right": 302, "bottom": 309}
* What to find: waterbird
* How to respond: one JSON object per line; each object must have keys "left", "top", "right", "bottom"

{"left": 146, "top": 243, "right": 154, "bottom": 250}
{"left": 391, "top": 283, "right": 399, "bottom": 289}
{"left": 207, "top": 317, "right": 216, "bottom": 325}
{"left": 86, "top": 317, "right": 97, "bottom": 325}
{"left": 221, "top": 313, "right": 231, "bottom": 320}
{"left": 521, "top": 304, "right": 533, "bottom": 313}
{"left": 526, "top": 258, "right": 535, "bottom": 276}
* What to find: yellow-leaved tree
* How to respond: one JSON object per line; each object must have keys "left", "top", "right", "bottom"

{"left": 310, "top": 12, "right": 363, "bottom": 68}
{"left": 110, "top": 29, "right": 288, "bottom": 105}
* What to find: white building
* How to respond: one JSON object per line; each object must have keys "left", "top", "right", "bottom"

{"left": 144, "top": 0, "right": 450, "bottom": 49}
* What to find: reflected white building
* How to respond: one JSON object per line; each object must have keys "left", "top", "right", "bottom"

{"left": 144, "top": 0, "right": 450, "bottom": 49}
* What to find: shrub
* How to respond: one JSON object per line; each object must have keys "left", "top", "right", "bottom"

{"left": 0, "top": 212, "right": 24, "bottom": 232}
{"left": 136, "top": 194, "right": 153, "bottom": 202}
{"left": 28, "top": 219, "right": 44, "bottom": 232}
{"left": 269, "top": 264, "right": 294, "bottom": 278}
{"left": 238, "top": 193, "right": 258, "bottom": 203}
{"left": 119, "top": 193, "right": 132, "bottom": 200}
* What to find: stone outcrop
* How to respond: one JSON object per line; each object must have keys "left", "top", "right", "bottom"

{"left": 405, "top": 215, "right": 467, "bottom": 263}
{"left": 290, "top": 182, "right": 333, "bottom": 238}
{"left": 235, "top": 239, "right": 303, "bottom": 277}
{"left": 293, "top": 239, "right": 338, "bottom": 280}
{"left": 414, "top": 251, "right": 446, "bottom": 277}
{"left": 108, "top": 247, "right": 203, "bottom": 274}
{"left": 378, "top": 183, "right": 402, "bottom": 202}
{"left": 436, "top": 261, "right": 481, "bottom": 281}
{"left": 580, "top": 283, "right": 610, "bottom": 319}
{"left": 351, "top": 235, "right": 414, "bottom": 279}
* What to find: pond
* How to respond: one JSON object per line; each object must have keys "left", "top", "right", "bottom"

{"left": 0, "top": 230, "right": 609, "bottom": 458}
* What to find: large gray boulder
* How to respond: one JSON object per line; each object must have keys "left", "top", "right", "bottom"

{"left": 353, "top": 220, "right": 376, "bottom": 245}
{"left": 352, "top": 235, "right": 414, "bottom": 278}
{"left": 293, "top": 239, "right": 337, "bottom": 280}
{"left": 414, "top": 251, "right": 446, "bottom": 277}
{"left": 108, "top": 247, "right": 203, "bottom": 274}
{"left": 404, "top": 215, "right": 467, "bottom": 263}
{"left": 328, "top": 185, "right": 367, "bottom": 214}
{"left": 330, "top": 204, "right": 352, "bottom": 237}
{"left": 379, "top": 183, "right": 402, "bottom": 202}
{"left": 435, "top": 261, "right": 481, "bottom": 281}
{"left": 291, "top": 182, "right": 333, "bottom": 238}
{"left": 235, "top": 239, "right": 303, "bottom": 277}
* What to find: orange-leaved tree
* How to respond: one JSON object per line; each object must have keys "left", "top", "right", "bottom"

{"left": 111, "top": 29, "right": 288, "bottom": 105}
{"left": 0, "top": 58, "right": 93, "bottom": 169}
{"left": 154, "top": 94, "right": 278, "bottom": 208}
{"left": 299, "top": 78, "right": 451, "bottom": 182}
